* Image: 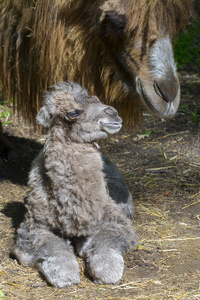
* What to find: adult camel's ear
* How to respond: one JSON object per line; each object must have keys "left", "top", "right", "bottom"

{"left": 65, "top": 109, "right": 84, "bottom": 122}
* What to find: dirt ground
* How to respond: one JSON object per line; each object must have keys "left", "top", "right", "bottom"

{"left": 0, "top": 70, "right": 200, "bottom": 299}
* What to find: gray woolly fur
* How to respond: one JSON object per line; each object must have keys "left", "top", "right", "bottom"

{"left": 11, "top": 82, "right": 137, "bottom": 288}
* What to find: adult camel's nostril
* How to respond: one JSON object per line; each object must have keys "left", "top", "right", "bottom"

{"left": 154, "top": 77, "right": 179, "bottom": 103}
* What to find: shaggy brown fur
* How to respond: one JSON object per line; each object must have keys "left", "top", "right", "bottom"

{"left": 0, "top": 0, "right": 192, "bottom": 126}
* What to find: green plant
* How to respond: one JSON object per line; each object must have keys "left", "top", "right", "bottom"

{"left": 174, "top": 20, "right": 200, "bottom": 68}
{"left": 178, "top": 104, "right": 200, "bottom": 124}
{"left": 157, "top": 144, "right": 166, "bottom": 160}
{"left": 0, "top": 105, "right": 13, "bottom": 125}
{"left": 0, "top": 110, "right": 11, "bottom": 119}
{"left": 144, "top": 131, "right": 152, "bottom": 136}
{"left": 0, "top": 290, "right": 4, "bottom": 300}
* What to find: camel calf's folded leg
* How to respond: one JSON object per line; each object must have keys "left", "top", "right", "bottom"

{"left": 75, "top": 210, "right": 137, "bottom": 285}
{"left": 10, "top": 222, "right": 80, "bottom": 288}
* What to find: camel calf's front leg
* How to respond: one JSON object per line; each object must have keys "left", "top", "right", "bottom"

{"left": 86, "top": 247, "right": 124, "bottom": 285}
{"left": 11, "top": 223, "right": 80, "bottom": 288}
{"left": 75, "top": 210, "right": 137, "bottom": 285}
{"left": 36, "top": 247, "right": 80, "bottom": 288}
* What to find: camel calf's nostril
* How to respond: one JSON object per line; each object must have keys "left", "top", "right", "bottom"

{"left": 154, "top": 78, "right": 179, "bottom": 103}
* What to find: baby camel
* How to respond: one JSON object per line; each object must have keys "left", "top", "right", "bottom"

{"left": 11, "top": 82, "right": 137, "bottom": 288}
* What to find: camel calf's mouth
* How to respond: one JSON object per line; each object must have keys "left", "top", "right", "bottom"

{"left": 98, "top": 120, "right": 122, "bottom": 134}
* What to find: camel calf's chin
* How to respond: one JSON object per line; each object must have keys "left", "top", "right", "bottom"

{"left": 11, "top": 82, "right": 137, "bottom": 287}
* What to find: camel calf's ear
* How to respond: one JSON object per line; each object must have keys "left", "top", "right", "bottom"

{"left": 36, "top": 107, "right": 51, "bottom": 127}
{"left": 65, "top": 109, "right": 83, "bottom": 122}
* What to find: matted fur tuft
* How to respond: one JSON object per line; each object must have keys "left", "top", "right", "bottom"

{"left": 0, "top": 0, "right": 193, "bottom": 127}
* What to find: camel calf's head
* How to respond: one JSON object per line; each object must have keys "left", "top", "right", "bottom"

{"left": 37, "top": 82, "right": 122, "bottom": 142}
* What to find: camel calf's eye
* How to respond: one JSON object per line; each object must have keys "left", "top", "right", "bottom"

{"left": 66, "top": 110, "right": 83, "bottom": 120}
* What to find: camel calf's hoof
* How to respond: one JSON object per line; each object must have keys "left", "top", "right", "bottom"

{"left": 36, "top": 253, "right": 80, "bottom": 288}
{"left": 86, "top": 249, "right": 124, "bottom": 285}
